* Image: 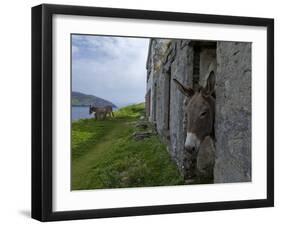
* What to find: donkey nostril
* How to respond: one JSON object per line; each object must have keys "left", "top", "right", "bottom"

{"left": 185, "top": 146, "right": 195, "bottom": 154}
{"left": 184, "top": 146, "right": 196, "bottom": 155}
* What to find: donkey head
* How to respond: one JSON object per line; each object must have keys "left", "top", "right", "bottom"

{"left": 89, "top": 105, "right": 96, "bottom": 115}
{"left": 173, "top": 72, "right": 215, "bottom": 155}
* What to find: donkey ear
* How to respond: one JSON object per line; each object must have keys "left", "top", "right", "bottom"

{"left": 173, "top": 79, "right": 194, "bottom": 97}
{"left": 202, "top": 71, "right": 215, "bottom": 96}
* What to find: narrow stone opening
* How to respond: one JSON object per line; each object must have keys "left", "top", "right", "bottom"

{"left": 166, "top": 70, "right": 171, "bottom": 131}
{"left": 193, "top": 46, "right": 201, "bottom": 89}
{"left": 145, "top": 89, "right": 151, "bottom": 118}
{"left": 153, "top": 82, "right": 157, "bottom": 122}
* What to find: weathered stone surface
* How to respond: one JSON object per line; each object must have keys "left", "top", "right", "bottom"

{"left": 146, "top": 39, "right": 171, "bottom": 123}
{"left": 199, "top": 48, "right": 217, "bottom": 88}
{"left": 133, "top": 131, "right": 154, "bottom": 141}
{"left": 135, "top": 121, "right": 149, "bottom": 129}
{"left": 169, "top": 41, "right": 193, "bottom": 174}
{"left": 214, "top": 42, "right": 252, "bottom": 183}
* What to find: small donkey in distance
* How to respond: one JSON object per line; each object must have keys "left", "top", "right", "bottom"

{"left": 89, "top": 105, "right": 114, "bottom": 120}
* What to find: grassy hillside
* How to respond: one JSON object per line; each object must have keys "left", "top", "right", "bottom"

{"left": 71, "top": 103, "right": 184, "bottom": 190}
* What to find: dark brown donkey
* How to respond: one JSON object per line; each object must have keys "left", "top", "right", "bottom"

{"left": 173, "top": 72, "right": 215, "bottom": 178}
{"left": 89, "top": 105, "right": 114, "bottom": 120}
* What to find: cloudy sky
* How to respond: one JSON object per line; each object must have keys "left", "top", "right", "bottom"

{"left": 72, "top": 35, "right": 150, "bottom": 107}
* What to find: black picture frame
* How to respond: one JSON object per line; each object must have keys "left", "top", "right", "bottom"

{"left": 32, "top": 3, "right": 274, "bottom": 222}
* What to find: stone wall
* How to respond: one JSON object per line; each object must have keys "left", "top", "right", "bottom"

{"left": 146, "top": 39, "right": 171, "bottom": 123}
{"left": 214, "top": 42, "right": 252, "bottom": 182}
{"left": 199, "top": 47, "right": 216, "bottom": 88}
{"left": 169, "top": 40, "right": 193, "bottom": 171}
{"left": 146, "top": 39, "right": 252, "bottom": 183}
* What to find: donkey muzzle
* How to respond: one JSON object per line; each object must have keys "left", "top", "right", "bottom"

{"left": 184, "top": 132, "right": 200, "bottom": 154}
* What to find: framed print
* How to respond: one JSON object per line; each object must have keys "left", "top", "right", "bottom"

{"left": 31, "top": 4, "right": 274, "bottom": 221}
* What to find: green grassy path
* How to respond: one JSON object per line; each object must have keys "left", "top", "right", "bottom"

{"left": 71, "top": 119, "right": 130, "bottom": 189}
{"left": 71, "top": 103, "right": 184, "bottom": 190}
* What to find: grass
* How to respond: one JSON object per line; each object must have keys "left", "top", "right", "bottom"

{"left": 71, "top": 103, "right": 185, "bottom": 190}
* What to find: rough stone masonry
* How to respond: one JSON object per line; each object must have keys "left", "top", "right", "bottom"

{"left": 145, "top": 39, "right": 251, "bottom": 183}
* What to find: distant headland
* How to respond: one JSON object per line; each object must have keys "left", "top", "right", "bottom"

{"left": 72, "top": 91, "right": 117, "bottom": 108}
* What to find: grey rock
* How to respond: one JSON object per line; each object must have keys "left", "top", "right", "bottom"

{"left": 135, "top": 121, "right": 149, "bottom": 129}
{"left": 214, "top": 42, "right": 252, "bottom": 183}
{"left": 132, "top": 131, "right": 154, "bottom": 141}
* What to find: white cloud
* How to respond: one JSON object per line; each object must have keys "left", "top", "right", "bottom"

{"left": 72, "top": 35, "right": 150, "bottom": 107}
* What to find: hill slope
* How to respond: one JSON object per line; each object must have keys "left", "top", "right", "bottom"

{"left": 71, "top": 103, "right": 184, "bottom": 190}
{"left": 72, "top": 91, "right": 117, "bottom": 107}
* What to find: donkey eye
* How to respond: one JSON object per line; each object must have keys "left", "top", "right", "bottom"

{"left": 200, "top": 111, "right": 207, "bottom": 117}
